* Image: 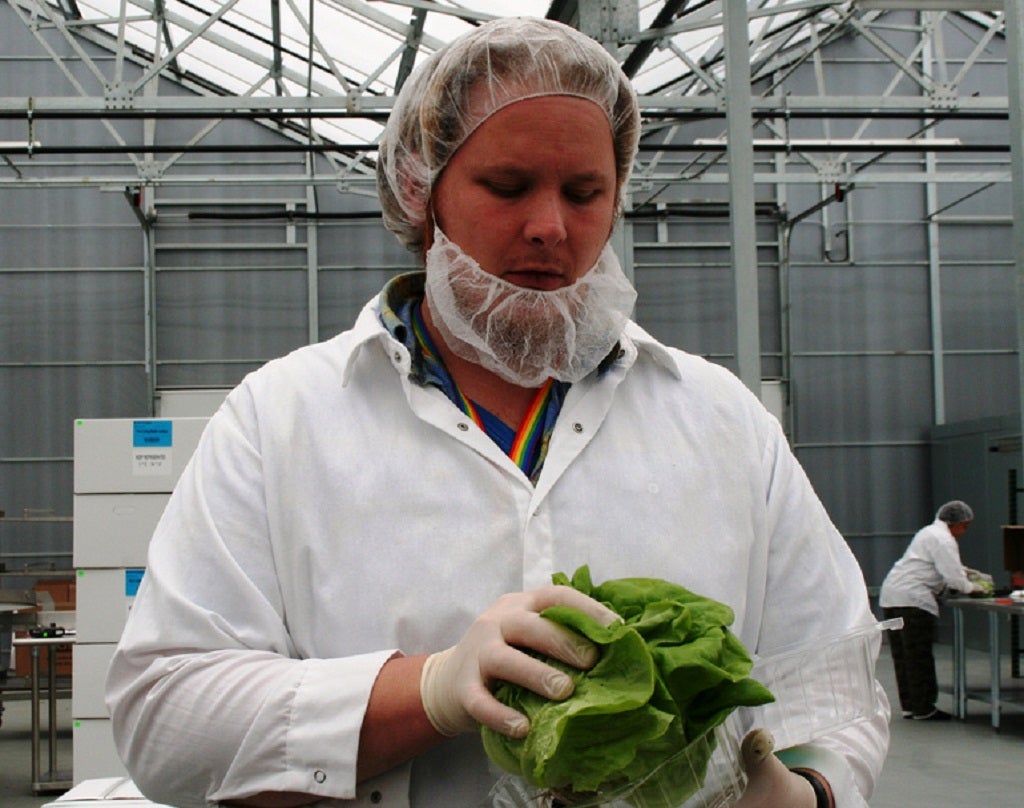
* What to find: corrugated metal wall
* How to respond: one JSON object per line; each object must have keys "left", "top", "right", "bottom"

{"left": 1, "top": 7, "right": 1017, "bottom": 591}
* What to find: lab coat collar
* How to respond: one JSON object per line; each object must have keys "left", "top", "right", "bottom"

{"left": 338, "top": 284, "right": 684, "bottom": 387}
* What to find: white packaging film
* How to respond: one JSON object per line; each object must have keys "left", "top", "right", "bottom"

{"left": 485, "top": 619, "right": 902, "bottom": 808}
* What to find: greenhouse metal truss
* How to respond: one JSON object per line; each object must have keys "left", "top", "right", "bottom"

{"left": 0, "top": 0, "right": 1016, "bottom": 196}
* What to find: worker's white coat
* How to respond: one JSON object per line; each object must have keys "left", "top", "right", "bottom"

{"left": 106, "top": 294, "right": 888, "bottom": 808}
{"left": 879, "top": 518, "right": 975, "bottom": 616}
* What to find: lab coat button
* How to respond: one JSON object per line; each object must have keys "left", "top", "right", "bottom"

{"left": 370, "top": 791, "right": 383, "bottom": 803}
{"left": 457, "top": 422, "right": 469, "bottom": 431}
{"left": 313, "top": 769, "right": 327, "bottom": 784}
{"left": 572, "top": 422, "right": 584, "bottom": 433}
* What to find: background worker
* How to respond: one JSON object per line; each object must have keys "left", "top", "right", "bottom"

{"left": 107, "top": 17, "right": 888, "bottom": 808}
{"left": 880, "top": 500, "right": 987, "bottom": 721}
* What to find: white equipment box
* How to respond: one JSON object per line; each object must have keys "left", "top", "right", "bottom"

{"left": 72, "top": 417, "right": 209, "bottom": 785}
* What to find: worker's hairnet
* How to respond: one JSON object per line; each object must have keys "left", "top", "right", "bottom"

{"left": 376, "top": 16, "right": 641, "bottom": 253}
{"left": 937, "top": 500, "right": 974, "bottom": 525}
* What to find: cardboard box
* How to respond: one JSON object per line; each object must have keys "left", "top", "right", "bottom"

{"left": 34, "top": 577, "right": 77, "bottom": 611}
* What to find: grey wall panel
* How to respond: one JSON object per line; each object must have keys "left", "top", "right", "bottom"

{"left": 933, "top": 165, "right": 1011, "bottom": 210}
{"left": 318, "top": 221, "right": 415, "bottom": 266}
{"left": 0, "top": 185, "right": 141, "bottom": 270}
{"left": 799, "top": 444, "right": 932, "bottom": 587}
{"left": 155, "top": 245, "right": 306, "bottom": 270}
{"left": 792, "top": 355, "right": 935, "bottom": 442}
{"left": 2, "top": 224, "right": 143, "bottom": 269}
{"left": 0, "top": 270, "right": 144, "bottom": 362}
{"left": 943, "top": 354, "right": 1019, "bottom": 423}
{"left": 788, "top": 265, "right": 931, "bottom": 353}
{"left": 633, "top": 263, "right": 781, "bottom": 363}
{"left": 931, "top": 416, "right": 1020, "bottom": 588}
{"left": 939, "top": 261, "right": 1015, "bottom": 352}
{"left": 157, "top": 219, "right": 308, "bottom": 247}
{"left": 939, "top": 224, "right": 1013, "bottom": 264}
{"left": 156, "top": 362, "right": 267, "bottom": 388}
{"left": 155, "top": 269, "right": 311, "bottom": 363}
{"left": 2, "top": 366, "right": 149, "bottom": 456}
{"left": 789, "top": 194, "right": 930, "bottom": 266}
{"left": 318, "top": 267, "right": 410, "bottom": 338}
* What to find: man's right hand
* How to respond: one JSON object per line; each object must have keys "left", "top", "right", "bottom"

{"left": 419, "top": 585, "right": 620, "bottom": 738}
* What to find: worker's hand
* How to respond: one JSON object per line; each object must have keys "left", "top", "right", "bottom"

{"left": 732, "top": 729, "right": 825, "bottom": 808}
{"left": 419, "top": 586, "right": 620, "bottom": 738}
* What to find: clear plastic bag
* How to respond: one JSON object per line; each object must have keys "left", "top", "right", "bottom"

{"left": 485, "top": 712, "right": 746, "bottom": 808}
{"left": 483, "top": 620, "right": 900, "bottom": 808}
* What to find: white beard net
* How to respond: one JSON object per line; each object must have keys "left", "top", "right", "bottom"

{"left": 423, "top": 227, "right": 637, "bottom": 387}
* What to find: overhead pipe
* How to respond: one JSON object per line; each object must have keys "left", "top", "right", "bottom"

{"left": 0, "top": 140, "right": 1010, "bottom": 156}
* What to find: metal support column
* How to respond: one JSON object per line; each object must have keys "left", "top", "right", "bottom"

{"left": 723, "top": 0, "right": 762, "bottom": 396}
{"left": 1008, "top": 0, "right": 1024, "bottom": 504}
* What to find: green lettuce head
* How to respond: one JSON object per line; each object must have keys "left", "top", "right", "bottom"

{"left": 481, "top": 566, "right": 774, "bottom": 807}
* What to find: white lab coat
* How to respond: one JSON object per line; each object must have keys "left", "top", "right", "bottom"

{"left": 879, "top": 518, "right": 975, "bottom": 616}
{"left": 106, "top": 293, "right": 888, "bottom": 808}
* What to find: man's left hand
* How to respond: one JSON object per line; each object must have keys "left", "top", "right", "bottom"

{"left": 733, "top": 729, "right": 826, "bottom": 808}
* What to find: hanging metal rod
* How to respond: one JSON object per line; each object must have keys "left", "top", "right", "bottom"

{"left": 0, "top": 109, "right": 391, "bottom": 120}
{"left": 0, "top": 141, "right": 1009, "bottom": 156}
{"left": 0, "top": 108, "right": 1008, "bottom": 122}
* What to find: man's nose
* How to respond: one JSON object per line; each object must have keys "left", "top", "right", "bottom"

{"left": 523, "top": 192, "right": 568, "bottom": 246}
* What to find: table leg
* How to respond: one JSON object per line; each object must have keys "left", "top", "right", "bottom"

{"left": 953, "top": 607, "right": 965, "bottom": 718}
{"left": 1012, "top": 615, "right": 1021, "bottom": 678}
{"left": 29, "top": 645, "right": 41, "bottom": 786}
{"left": 47, "top": 638, "right": 58, "bottom": 780}
{"left": 989, "top": 611, "right": 1000, "bottom": 730}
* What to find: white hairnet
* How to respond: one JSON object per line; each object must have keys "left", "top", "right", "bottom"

{"left": 936, "top": 500, "right": 974, "bottom": 525}
{"left": 376, "top": 17, "right": 641, "bottom": 253}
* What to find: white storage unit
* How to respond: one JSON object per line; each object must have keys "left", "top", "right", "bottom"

{"left": 72, "top": 418, "right": 208, "bottom": 784}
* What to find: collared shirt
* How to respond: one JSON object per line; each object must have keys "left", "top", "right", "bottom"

{"left": 376, "top": 273, "right": 569, "bottom": 483}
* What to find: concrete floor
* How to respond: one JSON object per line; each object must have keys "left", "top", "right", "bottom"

{"left": 0, "top": 644, "right": 1021, "bottom": 807}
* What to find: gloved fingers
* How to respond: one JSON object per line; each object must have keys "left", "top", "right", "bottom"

{"left": 527, "top": 585, "right": 621, "bottom": 627}
{"left": 479, "top": 641, "right": 577, "bottom": 701}
{"left": 498, "top": 607, "right": 602, "bottom": 670}
{"left": 494, "top": 585, "right": 619, "bottom": 670}
{"left": 461, "top": 681, "right": 531, "bottom": 739}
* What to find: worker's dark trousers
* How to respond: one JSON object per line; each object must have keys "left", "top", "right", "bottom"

{"left": 883, "top": 606, "right": 938, "bottom": 716}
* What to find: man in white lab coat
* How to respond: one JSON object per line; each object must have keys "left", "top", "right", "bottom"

{"left": 880, "top": 500, "right": 985, "bottom": 720}
{"left": 106, "top": 17, "right": 888, "bottom": 808}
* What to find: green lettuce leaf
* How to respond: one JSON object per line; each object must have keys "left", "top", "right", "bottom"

{"left": 481, "top": 566, "right": 774, "bottom": 807}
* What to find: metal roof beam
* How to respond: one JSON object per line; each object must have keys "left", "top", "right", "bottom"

{"left": 394, "top": 7, "right": 427, "bottom": 94}
{"left": 622, "top": 0, "right": 689, "bottom": 78}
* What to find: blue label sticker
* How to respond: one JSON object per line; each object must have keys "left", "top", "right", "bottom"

{"left": 125, "top": 568, "right": 145, "bottom": 597}
{"left": 133, "top": 421, "right": 173, "bottom": 447}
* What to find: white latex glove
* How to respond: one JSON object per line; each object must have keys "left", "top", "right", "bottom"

{"left": 419, "top": 585, "right": 620, "bottom": 738}
{"left": 732, "top": 729, "right": 825, "bottom": 808}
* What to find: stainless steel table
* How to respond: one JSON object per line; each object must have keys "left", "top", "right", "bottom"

{"left": 11, "top": 631, "right": 76, "bottom": 793}
{"left": 947, "top": 597, "right": 1024, "bottom": 729}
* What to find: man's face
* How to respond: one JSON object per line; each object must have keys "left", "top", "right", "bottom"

{"left": 951, "top": 520, "right": 971, "bottom": 539}
{"left": 430, "top": 95, "right": 618, "bottom": 289}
